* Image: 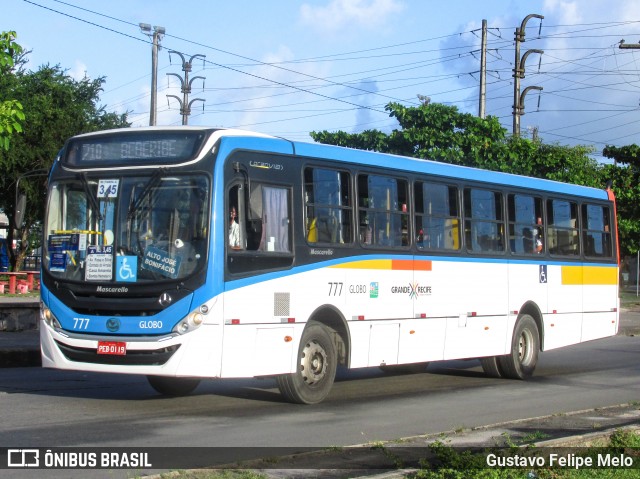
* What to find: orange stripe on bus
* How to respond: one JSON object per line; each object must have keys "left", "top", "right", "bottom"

{"left": 391, "top": 259, "right": 414, "bottom": 270}
{"left": 413, "top": 260, "right": 432, "bottom": 271}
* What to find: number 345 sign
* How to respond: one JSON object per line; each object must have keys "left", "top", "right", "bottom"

{"left": 97, "top": 179, "right": 119, "bottom": 198}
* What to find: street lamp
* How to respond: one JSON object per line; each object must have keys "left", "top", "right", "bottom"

{"left": 139, "top": 23, "right": 166, "bottom": 126}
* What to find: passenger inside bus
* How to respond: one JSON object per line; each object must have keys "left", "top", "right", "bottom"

{"left": 229, "top": 206, "right": 241, "bottom": 249}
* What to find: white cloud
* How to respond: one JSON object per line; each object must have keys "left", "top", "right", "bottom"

{"left": 300, "top": 0, "right": 404, "bottom": 33}
{"left": 543, "top": 0, "right": 582, "bottom": 24}
{"left": 69, "top": 60, "right": 88, "bottom": 81}
{"left": 543, "top": 0, "right": 640, "bottom": 25}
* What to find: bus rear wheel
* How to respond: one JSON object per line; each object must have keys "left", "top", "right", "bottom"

{"left": 277, "top": 322, "right": 337, "bottom": 404}
{"left": 498, "top": 315, "right": 539, "bottom": 380}
{"left": 147, "top": 375, "right": 200, "bottom": 396}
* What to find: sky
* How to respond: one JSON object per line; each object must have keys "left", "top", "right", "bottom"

{"left": 5, "top": 0, "right": 640, "bottom": 161}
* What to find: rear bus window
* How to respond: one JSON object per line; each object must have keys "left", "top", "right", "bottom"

{"left": 582, "top": 204, "right": 612, "bottom": 258}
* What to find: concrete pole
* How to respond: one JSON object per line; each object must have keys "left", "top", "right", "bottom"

{"left": 479, "top": 19, "right": 487, "bottom": 119}
{"left": 150, "top": 28, "right": 165, "bottom": 126}
{"left": 140, "top": 24, "right": 165, "bottom": 126}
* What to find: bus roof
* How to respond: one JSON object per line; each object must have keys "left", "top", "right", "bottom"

{"left": 216, "top": 130, "right": 608, "bottom": 200}
{"left": 70, "top": 127, "right": 609, "bottom": 201}
{"left": 290, "top": 139, "right": 609, "bottom": 201}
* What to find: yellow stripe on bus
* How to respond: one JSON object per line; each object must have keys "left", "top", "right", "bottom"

{"left": 330, "top": 259, "right": 432, "bottom": 271}
{"left": 561, "top": 265, "right": 618, "bottom": 285}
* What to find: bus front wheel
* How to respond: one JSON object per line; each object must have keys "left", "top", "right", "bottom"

{"left": 480, "top": 356, "right": 504, "bottom": 378}
{"left": 498, "top": 315, "right": 539, "bottom": 380}
{"left": 277, "top": 322, "right": 337, "bottom": 404}
{"left": 147, "top": 375, "right": 200, "bottom": 396}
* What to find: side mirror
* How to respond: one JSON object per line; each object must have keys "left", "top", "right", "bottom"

{"left": 14, "top": 193, "right": 26, "bottom": 227}
{"left": 14, "top": 167, "right": 49, "bottom": 228}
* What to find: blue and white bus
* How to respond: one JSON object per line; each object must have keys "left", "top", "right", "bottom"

{"left": 40, "top": 127, "right": 619, "bottom": 403}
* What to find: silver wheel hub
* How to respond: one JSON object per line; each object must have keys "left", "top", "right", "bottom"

{"left": 518, "top": 330, "right": 532, "bottom": 363}
{"left": 300, "top": 339, "right": 327, "bottom": 385}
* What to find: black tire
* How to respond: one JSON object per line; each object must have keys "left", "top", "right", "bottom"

{"left": 147, "top": 375, "right": 200, "bottom": 396}
{"left": 480, "top": 356, "right": 505, "bottom": 378}
{"left": 498, "top": 315, "right": 539, "bottom": 380}
{"left": 277, "top": 323, "right": 337, "bottom": 404}
{"left": 379, "top": 362, "right": 430, "bottom": 374}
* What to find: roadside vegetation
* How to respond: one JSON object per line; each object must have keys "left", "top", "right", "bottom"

{"left": 143, "top": 429, "right": 639, "bottom": 479}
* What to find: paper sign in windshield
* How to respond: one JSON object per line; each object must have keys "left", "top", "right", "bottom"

{"left": 97, "top": 179, "right": 119, "bottom": 198}
{"left": 50, "top": 252, "right": 68, "bottom": 272}
{"left": 85, "top": 245, "right": 113, "bottom": 281}
{"left": 142, "top": 246, "right": 181, "bottom": 279}
{"left": 48, "top": 233, "right": 80, "bottom": 252}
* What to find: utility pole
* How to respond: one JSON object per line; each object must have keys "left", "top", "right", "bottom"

{"left": 479, "top": 19, "right": 487, "bottom": 119}
{"left": 166, "top": 52, "right": 206, "bottom": 125}
{"left": 139, "top": 24, "right": 165, "bottom": 126}
{"left": 513, "top": 14, "right": 544, "bottom": 136}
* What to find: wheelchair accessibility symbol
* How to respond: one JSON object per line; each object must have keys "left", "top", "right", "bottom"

{"left": 539, "top": 265, "right": 547, "bottom": 283}
{"left": 116, "top": 256, "right": 138, "bottom": 282}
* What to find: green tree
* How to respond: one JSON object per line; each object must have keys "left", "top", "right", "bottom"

{"left": 0, "top": 31, "right": 25, "bottom": 150}
{"left": 0, "top": 54, "right": 129, "bottom": 270}
{"left": 603, "top": 145, "right": 640, "bottom": 260}
{"left": 312, "top": 101, "right": 603, "bottom": 184}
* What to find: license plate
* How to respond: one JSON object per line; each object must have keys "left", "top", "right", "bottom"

{"left": 97, "top": 341, "right": 127, "bottom": 356}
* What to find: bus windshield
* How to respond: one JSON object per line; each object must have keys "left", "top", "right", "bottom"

{"left": 44, "top": 173, "right": 209, "bottom": 283}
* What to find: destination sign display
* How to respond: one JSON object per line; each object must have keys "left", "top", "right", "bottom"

{"left": 63, "top": 131, "right": 207, "bottom": 166}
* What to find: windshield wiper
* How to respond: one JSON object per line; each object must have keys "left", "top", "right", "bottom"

{"left": 127, "top": 168, "right": 166, "bottom": 220}
{"left": 79, "top": 173, "right": 103, "bottom": 221}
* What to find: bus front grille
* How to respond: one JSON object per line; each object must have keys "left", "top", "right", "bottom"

{"left": 55, "top": 341, "right": 180, "bottom": 366}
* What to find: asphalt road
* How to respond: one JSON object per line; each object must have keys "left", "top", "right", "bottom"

{"left": 1, "top": 310, "right": 639, "bottom": 478}
{"left": 1, "top": 335, "right": 639, "bottom": 445}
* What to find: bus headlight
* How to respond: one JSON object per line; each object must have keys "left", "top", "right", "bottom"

{"left": 41, "top": 304, "right": 62, "bottom": 330}
{"left": 172, "top": 310, "right": 205, "bottom": 335}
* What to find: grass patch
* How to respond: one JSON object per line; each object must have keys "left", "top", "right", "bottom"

{"left": 619, "top": 291, "right": 640, "bottom": 309}
{"left": 151, "top": 470, "right": 268, "bottom": 479}
{"left": 409, "top": 428, "right": 640, "bottom": 479}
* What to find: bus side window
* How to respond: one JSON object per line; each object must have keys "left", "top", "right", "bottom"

{"left": 508, "top": 194, "right": 543, "bottom": 255}
{"left": 414, "top": 181, "right": 460, "bottom": 251}
{"left": 582, "top": 204, "right": 612, "bottom": 258}
{"left": 464, "top": 188, "right": 504, "bottom": 253}
{"left": 547, "top": 199, "right": 579, "bottom": 256}
{"left": 257, "top": 185, "right": 290, "bottom": 253}
{"left": 304, "top": 167, "right": 352, "bottom": 245}
{"left": 358, "top": 174, "right": 408, "bottom": 248}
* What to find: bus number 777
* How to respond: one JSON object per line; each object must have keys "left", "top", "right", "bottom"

{"left": 328, "top": 282, "right": 343, "bottom": 296}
